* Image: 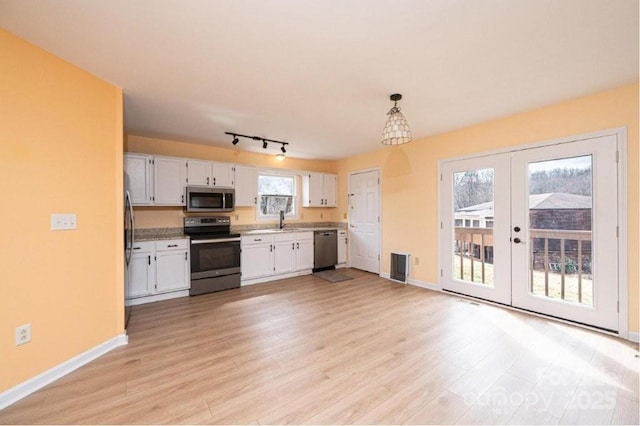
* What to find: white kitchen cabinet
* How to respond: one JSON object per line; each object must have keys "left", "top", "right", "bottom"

{"left": 127, "top": 241, "right": 155, "bottom": 299}
{"left": 154, "top": 156, "right": 187, "bottom": 205}
{"left": 234, "top": 165, "right": 257, "bottom": 207}
{"left": 124, "top": 153, "right": 153, "bottom": 205}
{"left": 212, "top": 162, "right": 234, "bottom": 187}
{"left": 186, "top": 160, "right": 234, "bottom": 188}
{"left": 338, "top": 230, "right": 347, "bottom": 264}
{"left": 274, "top": 233, "right": 296, "bottom": 275}
{"left": 186, "top": 159, "right": 212, "bottom": 187}
{"left": 155, "top": 239, "right": 190, "bottom": 293}
{"left": 241, "top": 231, "right": 316, "bottom": 283}
{"left": 127, "top": 239, "right": 189, "bottom": 301}
{"left": 323, "top": 174, "right": 337, "bottom": 207}
{"left": 295, "top": 232, "right": 315, "bottom": 270}
{"left": 241, "top": 235, "right": 274, "bottom": 280}
{"left": 302, "top": 172, "right": 338, "bottom": 207}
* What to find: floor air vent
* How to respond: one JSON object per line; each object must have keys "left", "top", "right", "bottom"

{"left": 390, "top": 252, "right": 410, "bottom": 283}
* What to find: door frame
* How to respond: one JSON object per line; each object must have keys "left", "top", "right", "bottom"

{"left": 437, "top": 127, "right": 628, "bottom": 339}
{"left": 348, "top": 167, "right": 381, "bottom": 273}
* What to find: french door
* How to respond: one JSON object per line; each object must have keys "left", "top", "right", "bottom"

{"left": 440, "top": 135, "right": 619, "bottom": 331}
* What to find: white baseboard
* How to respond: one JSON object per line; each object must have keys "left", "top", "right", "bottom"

{"left": 241, "top": 269, "right": 312, "bottom": 286}
{"left": 628, "top": 332, "right": 639, "bottom": 343}
{"left": 379, "top": 272, "right": 440, "bottom": 291}
{"left": 126, "top": 290, "right": 189, "bottom": 306}
{"left": 0, "top": 334, "right": 128, "bottom": 411}
{"left": 407, "top": 277, "right": 440, "bottom": 291}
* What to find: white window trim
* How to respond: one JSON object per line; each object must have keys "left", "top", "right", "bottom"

{"left": 255, "top": 170, "right": 300, "bottom": 222}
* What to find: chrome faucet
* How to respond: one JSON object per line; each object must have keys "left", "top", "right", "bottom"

{"left": 279, "top": 210, "right": 285, "bottom": 229}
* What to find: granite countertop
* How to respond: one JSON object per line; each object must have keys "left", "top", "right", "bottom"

{"left": 134, "top": 228, "right": 187, "bottom": 241}
{"left": 134, "top": 222, "right": 347, "bottom": 241}
{"left": 235, "top": 222, "right": 346, "bottom": 236}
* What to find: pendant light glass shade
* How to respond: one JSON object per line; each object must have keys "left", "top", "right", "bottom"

{"left": 381, "top": 93, "right": 412, "bottom": 145}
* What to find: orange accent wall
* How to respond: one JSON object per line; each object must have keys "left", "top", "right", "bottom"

{"left": 0, "top": 29, "right": 124, "bottom": 391}
{"left": 336, "top": 83, "right": 639, "bottom": 333}
{"left": 125, "top": 135, "right": 339, "bottom": 228}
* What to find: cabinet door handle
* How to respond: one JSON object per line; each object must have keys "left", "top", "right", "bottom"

{"left": 133, "top": 247, "right": 141, "bottom": 250}
{"left": 292, "top": 243, "right": 295, "bottom": 250}
{"left": 254, "top": 238, "right": 262, "bottom": 242}
{"left": 213, "top": 177, "right": 216, "bottom": 186}
{"left": 270, "top": 244, "right": 273, "bottom": 252}
{"left": 254, "top": 197, "right": 257, "bottom": 204}
{"left": 297, "top": 242, "right": 300, "bottom": 249}
{"left": 148, "top": 255, "right": 151, "bottom": 265}
{"left": 185, "top": 252, "right": 188, "bottom": 260}
{"left": 167, "top": 244, "right": 178, "bottom": 247}
{"left": 181, "top": 195, "right": 184, "bottom": 203}
{"left": 207, "top": 177, "right": 210, "bottom": 185}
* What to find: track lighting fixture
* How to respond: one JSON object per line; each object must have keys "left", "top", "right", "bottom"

{"left": 225, "top": 131, "right": 290, "bottom": 160}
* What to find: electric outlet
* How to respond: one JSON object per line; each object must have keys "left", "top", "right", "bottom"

{"left": 15, "top": 324, "right": 31, "bottom": 346}
{"left": 51, "top": 213, "right": 77, "bottom": 230}
{"left": 320, "top": 213, "right": 324, "bottom": 219}
{"left": 415, "top": 257, "right": 420, "bottom": 265}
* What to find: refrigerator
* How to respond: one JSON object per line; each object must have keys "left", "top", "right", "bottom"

{"left": 124, "top": 172, "right": 135, "bottom": 330}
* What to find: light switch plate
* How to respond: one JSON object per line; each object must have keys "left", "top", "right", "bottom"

{"left": 51, "top": 213, "right": 77, "bottom": 230}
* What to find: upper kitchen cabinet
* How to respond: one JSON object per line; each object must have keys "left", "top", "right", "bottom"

{"left": 212, "top": 162, "right": 234, "bottom": 187}
{"left": 124, "top": 153, "right": 153, "bottom": 205}
{"left": 153, "top": 156, "right": 187, "bottom": 205}
{"left": 185, "top": 159, "right": 211, "bottom": 187}
{"left": 185, "top": 160, "right": 234, "bottom": 188}
{"left": 234, "top": 165, "right": 257, "bottom": 207}
{"left": 302, "top": 172, "right": 337, "bottom": 207}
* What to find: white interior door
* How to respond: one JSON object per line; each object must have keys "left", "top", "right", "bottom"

{"left": 441, "top": 154, "right": 512, "bottom": 305}
{"left": 440, "top": 135, "right": 619, "bottom": 331}
{"left": 349, "top": 169, "right": 380, "bottom": 273}
{"left": 511, "top": 136, "right": 619, "bottom": 331}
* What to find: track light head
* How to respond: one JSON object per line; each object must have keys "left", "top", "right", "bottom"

{"left": 281, "top": 145, "right": 286, "bottom": 154}
{"left": 232, "top": 136, "right": 239, "bottom": 145}
{"left": 262, "top": 140, "right": 268, "bottom": 149}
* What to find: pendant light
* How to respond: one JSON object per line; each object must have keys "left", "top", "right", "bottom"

{"left": 381, "top": 93, "right": 412, "bottom": 145}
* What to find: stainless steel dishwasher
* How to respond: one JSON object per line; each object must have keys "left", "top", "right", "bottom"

{"left": 314, "top": 230, "right": 337, "bottom": 271}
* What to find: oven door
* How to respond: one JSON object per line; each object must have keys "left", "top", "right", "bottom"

{"left": 190, "top": 238, "right": 241, "bottom": 279}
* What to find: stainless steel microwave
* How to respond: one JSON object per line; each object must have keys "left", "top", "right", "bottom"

{"left": 185, "top": 187, "right": 234, "bottom": 212}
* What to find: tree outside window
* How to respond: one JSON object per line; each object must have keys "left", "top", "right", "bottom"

{"left": 257, "top": 173, "right": 297, "bottom": 219}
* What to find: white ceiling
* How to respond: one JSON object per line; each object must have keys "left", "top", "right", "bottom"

{"left": 1, "top": 0, "right": 637, "bottom": 160}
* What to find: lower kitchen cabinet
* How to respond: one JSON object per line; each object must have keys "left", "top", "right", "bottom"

{"left": 241, "top": 236, "right": 274, "bottom": 280}
{"left": 241, "top": 231, "right": 316, "bottom": 284}
{"left": 338, "top": 230, "right": 347, "bottom": 265}
{"left": 295, "top": 232, "right": 314, "bottom": 270}
{"left": 128, "top": 242, "right": 155, "bottom": 298}
{"left": 127, "top": 239, "right": 190, "bottom": 302}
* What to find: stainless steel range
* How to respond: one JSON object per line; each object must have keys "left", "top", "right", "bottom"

{"left": 184, "top": 216, "right": 241, "bottom": 295}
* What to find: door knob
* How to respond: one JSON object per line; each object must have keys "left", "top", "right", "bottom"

{"left": 513, "top": 237, "right": 522, "bottom": 244}
{"left": 514, "top": 226, "right": 521, "bottom": 232}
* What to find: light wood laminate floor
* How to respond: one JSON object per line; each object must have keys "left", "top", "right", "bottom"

{"left": 1, "top": 269, "right": 638, "bottom": 424}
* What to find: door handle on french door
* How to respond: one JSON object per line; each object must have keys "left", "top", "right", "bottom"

{"left": 514, "top": 226, "right": 521, "bottom": 232}
{"left": 513, "top": 237, "right": 523, "bottom": 244}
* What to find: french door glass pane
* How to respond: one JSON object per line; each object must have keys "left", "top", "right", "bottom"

{"left": 528, "top": 155, "right": 593, "bottom": 306}
{"left": 452, "top": 168, "right": 495, "bottom": 286}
